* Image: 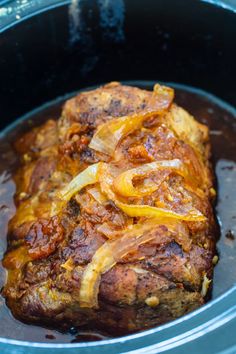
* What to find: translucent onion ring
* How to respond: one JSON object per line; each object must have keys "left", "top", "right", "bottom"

{"left": 79, "top": 223, "right": 156, "bottom": 308}
{"left": 89, "top": 84, "right": 174, "bottom": 156}
{"left": 113, "top": 159, "right": 192, "bottom": 197}
{"left": 99, "top": 164, "right": 206, "bottom": 222}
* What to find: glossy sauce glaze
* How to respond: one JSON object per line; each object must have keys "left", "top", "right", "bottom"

{"left": 0, "top": 82, "right": 235, "bottom": 343}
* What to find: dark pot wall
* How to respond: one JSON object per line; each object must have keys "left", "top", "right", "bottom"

{"left": 0, "top": 0, "right": 236, "bottom": 130}
{"left": 0, "top": 1, "right": 236, "bottom": 353}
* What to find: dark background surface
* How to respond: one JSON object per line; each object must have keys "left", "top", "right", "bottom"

{"left": 0, "top": 0, "right": 236, "bottom": 130}
{"left": 0, "top": 0, "right": 236, "bottom": 353}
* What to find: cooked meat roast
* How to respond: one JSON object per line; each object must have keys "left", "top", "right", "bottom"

{"left": 2, "top": 82, "right": 217, "bottom": 335}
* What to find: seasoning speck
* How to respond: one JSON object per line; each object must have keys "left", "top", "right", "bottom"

{"left": 69, "top": 327, "right": 78, "bottom": 335}
{"left": 45, "top": 334, "right": 56, "bottom": 340}
{"left": 145, "top": 296, "right": 160, "bottom": 307}
{"left": 221, "top": 165, "right": 234, "bottom": 171}
{"left": 225, "top": 230, "right": 235, "bottom": 240}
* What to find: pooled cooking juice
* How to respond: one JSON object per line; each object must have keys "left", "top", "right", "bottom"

{"left": 0, "top": 82, "right": 235, "bottom": 343}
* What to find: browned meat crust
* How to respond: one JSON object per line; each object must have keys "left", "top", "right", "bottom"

{"left": 2, "top": 82, "right": 217, "bottom": 335}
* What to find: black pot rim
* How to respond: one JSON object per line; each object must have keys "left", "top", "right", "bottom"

{"left": 1, "top": 284, "right": 236, "bottom": 351}
{"left": 0, "top": 0, "right": 236, "bottom": 33}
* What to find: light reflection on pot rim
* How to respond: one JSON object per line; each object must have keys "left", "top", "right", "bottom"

{"left": 0, "top": 285, "right": 236, "bottom": 350}
{"left": 0, "top": 0, "right": 236, "bottom": 33}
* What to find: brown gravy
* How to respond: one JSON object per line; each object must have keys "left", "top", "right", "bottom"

{"left": 0, "top": 82, "right": 235, "bottom": 343}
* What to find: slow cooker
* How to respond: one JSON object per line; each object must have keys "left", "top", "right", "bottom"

{"left": 0, "top": 0, "right": 236, "bottom": 353}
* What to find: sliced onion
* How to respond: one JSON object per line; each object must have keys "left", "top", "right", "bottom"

{"left": 183, "top": 183, "right": 205, "bottom": 199}
{"left": 87, "top": 186, "right": 108, "bottom": 204}
{"left": 152, "top": 83, "right": 174, "bottom": 108}
{"left": 61, "top": 258, "right": 74, "bottom": 271}
{"left": 201, "top": 273, "right": 212, "bottom": 297}
{"left": 89, "top": 113, "right": 147, "bottom": 156}
{"left": 96, "top": 223, "right": 117, "bottom": 238}
{"left": 99, "top": 164, "right": 206, "bottom": 222}
{"left": 51, "top": 163, "right": 103, "bottom": 216}
{"left": 89, "top": 84, "right": 174, "bottom": 156}
{"left": 165, "top": 104, "right": 208, "bottom": 154}
{"left": 113, "top": 159, "right": 192, "bottom": 197}
{"left": 97, "top": 218, "right": 191, "bottom": 251}
{"left": 165, "top": 219, "right": 191, "bottom": 252}
{"left": 79, "top": 223, "right": 156, "bottom": 308}
{"left": 79, "top": 213, "right": 193, "bottom": 308}
{"left": 116, "top": 203, "right": 205, "bottom": 221}
{"left": 53, "top": 160, "right": 205, "bottom": 222}
{"left": 58, "top": 163, "right": 102, "bottom": 201}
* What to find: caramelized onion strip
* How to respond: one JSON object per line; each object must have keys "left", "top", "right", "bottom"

{"left": 113, "top": 159, "right": 192, "bottom": 197}
{"left": 79, "top": 223, "right": 156, "bottom": 308}
{"left": 99, "top": 164, "right": 206, "bottom": 222}
{"left": 89, "top": 84, "right": 174, "bottom": 156}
